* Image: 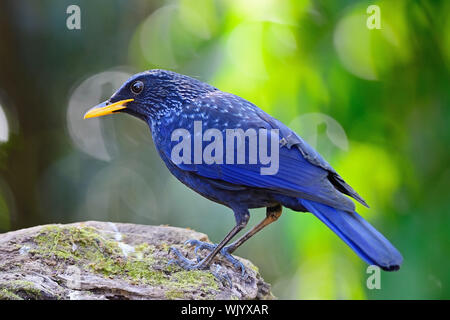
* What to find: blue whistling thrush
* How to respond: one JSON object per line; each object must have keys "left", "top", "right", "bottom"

{"left": 84, "top": 69, "right": 403, "bottom": 276}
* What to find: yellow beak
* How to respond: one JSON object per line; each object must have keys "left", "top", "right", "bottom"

{"left": 83, "top": 99, "right": 134, "bottom": 119}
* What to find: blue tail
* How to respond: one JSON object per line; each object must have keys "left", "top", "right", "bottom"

{"left": 300, "top": 199, "right": 403, "bottom": 271}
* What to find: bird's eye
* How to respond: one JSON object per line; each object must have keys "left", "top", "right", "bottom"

{"left": 130, "top": 81, "right": 144, "bottom": 94}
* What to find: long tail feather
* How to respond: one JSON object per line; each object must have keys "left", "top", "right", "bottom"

{"left": 300, "top": 199, "right": 403, "bottom": 271}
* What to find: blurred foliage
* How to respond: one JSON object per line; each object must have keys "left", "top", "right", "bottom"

{"left": 0, "top": 0, "right": 449, "bottom": 299}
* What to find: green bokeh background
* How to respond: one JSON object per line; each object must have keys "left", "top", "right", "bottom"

{"left": 0, "top": 0, "right": 448, "bottom": 299}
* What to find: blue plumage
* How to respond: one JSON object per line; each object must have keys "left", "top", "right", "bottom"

{"left": 300, "top": 199, "right": 402, "bottom": 271}
{"left": 90, "top": 69, "right": 403, "bottom": 273}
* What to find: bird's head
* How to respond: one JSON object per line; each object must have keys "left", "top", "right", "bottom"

{"left": 84, "top": 69, "right": 217, "bottom": 123}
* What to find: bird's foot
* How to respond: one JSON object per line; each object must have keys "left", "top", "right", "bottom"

{"left": 167, "top": 246, "right": 204, "bottom": 270}
{"left": 184, "top": 239, "right": 247, "bottom": 278}
{"left": 167, "top": 246, "right": 232, "bottom": 286}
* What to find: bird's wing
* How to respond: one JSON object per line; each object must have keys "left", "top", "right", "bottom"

{"left": 160, "top": 92, "right": 367, "bottom": 212}
{"left": 255, "top": 108, "right": 369, "bottom": 208}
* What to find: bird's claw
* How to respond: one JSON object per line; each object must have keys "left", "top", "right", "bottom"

{"left": 220, "top": 248, "right": 247, "bottom": 279}
{"left": 184, "top": 239, "right": 216, "bottom": 258}
{"left": 167, "top": 246, "right": 232, "bottom": 286}
{"left": 167, "top": 246, "right": 206, "bottom": 270}
{"left": 184, "top": 239, "right": 247, "bottom": 279}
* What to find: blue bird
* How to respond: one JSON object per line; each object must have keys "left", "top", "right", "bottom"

{"left": 84, "top": 69, "right": 403, "bottom": 275}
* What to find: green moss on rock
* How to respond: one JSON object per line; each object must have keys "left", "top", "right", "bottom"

{"left": 170, "top": 271, "right": 219, "bottom": 292}
{"left": 30, "top": 225, "right": 220, "bottom": 298}
{"left": 165, "top": 289, "right": 185, "bottom": 299}
{"left": 0, "top": 280, "right": 45, "bottom": 300}
{"left": 0, "top": 288, "right": 23, "bottom": 300}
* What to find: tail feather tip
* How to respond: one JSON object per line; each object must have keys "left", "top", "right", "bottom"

{"left": 380, "top": 264, "right": 401, "bottom": 272}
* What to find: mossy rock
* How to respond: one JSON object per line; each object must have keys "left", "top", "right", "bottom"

{"left": 0, "top": 221, "right": 273, "bottom": 300}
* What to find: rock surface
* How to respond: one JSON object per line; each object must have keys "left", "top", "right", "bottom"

{"left": 0, "top": 221, "right": 273, "bottom": 300}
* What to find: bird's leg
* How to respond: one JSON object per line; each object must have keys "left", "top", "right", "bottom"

{"left": 184, "top": 205, "right": 282, "bottom": 277}
{"left": 168, "top": 210, "right": 250, "bottom": 273}
{"left": 225, "top": 204, "right": 282, "bottom": 254}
